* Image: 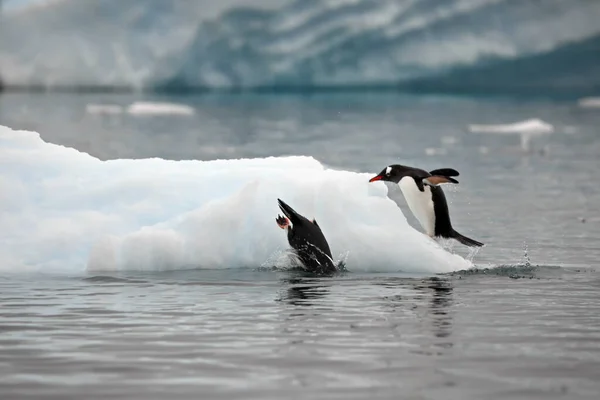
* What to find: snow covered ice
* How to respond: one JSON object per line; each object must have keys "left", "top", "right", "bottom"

{"left": 0, "top": 124, "right": 473, "bottom": 274}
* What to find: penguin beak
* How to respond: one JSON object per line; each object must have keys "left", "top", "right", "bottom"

{"left": 369, "top": 174, "right": 383, "bottom": 183}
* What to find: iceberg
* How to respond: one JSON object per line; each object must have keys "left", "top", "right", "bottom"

{"left": 1, "top": 0, "right": 599, "bottom": 94}
{"left": 0, "top": 124, "right": 473, "bottom": 274}
{"left": 467, "top": 119, "right": 554, "bottom": 134}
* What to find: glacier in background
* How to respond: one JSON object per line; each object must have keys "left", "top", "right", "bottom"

{"left": 1, "top": 0, "right": 600, "bottom": 95}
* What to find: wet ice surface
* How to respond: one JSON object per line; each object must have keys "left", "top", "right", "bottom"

{"left": 1, "top": 268, "right": 599, "bottom": 400}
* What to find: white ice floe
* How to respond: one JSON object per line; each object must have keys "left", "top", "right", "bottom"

{"left": 126, "top": 102, "right": 196, "bottom": 116}
{"left": 578, "top": 97, "right": 600, "bottom": 108}
{"left": 0, "top": 124, "right": 473, "bottom": 274}
{"left": 468, "top": 119, "right": 554, "bottom": 151}
{"left": 468, "top": 119, "right": 554, "bottom": 134}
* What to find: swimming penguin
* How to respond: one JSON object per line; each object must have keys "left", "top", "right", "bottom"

{"left": 369, "top": 164, "right": 484, "bottom": 247}
{"left": 275, "top": 198, "right": 337, "bottom": 275}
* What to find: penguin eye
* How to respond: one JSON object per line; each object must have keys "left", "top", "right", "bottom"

{"left": 385, "top": 166, "right": 392, "bottom": 175}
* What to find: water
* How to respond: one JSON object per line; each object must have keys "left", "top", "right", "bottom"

{"left": 1, "top": 268, "right": 600, "bottom": 399}
{"left": 1, "top": 92, "right": 600, "bottom": 399}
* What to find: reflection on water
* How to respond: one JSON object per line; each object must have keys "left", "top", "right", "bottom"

{"left": 280, "top": 275, "right": 456, "bottom": 352}
{"left": 418, "top": 277, "right": 454, "bottom": 340}
{"left": 278, "top": 277, "right": 331, "bottom": 307}
{"left": 376, "top": 276, "right": 455, "bottom": 354}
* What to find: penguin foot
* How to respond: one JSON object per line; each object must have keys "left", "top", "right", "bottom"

{"left": 276, "top": 215, "right": 290, "bottom": 230}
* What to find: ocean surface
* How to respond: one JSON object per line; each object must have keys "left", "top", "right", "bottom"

{"left": 1, "top": 92, "right": 600, "bottom": 399}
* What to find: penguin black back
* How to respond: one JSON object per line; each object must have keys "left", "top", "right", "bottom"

{"left": 276, "top": 199, "right": 336, "bottom": 275}
{"left": 429, "top": 185, "right": 453, "bottom": 237}
{"left": 430, "top": 183, "right": 484, "bottom": 247}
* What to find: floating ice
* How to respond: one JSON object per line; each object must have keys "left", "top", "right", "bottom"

{"left": 0, "top": 124, "right": 473, "bottom": 274}
{"left": 578, "top": 97, "right": 600, "bottom": 108}
{"left": 468, "top": 119, "right": 554, "bottom": 151}
{"left": 126, "top": 102, "right": 196, "bottom": 116}
{"left": 468, "top": 119, "right": 554, "bottom": 134}
{"left": 85, "top": 102, "right": 196, "bottom": 116}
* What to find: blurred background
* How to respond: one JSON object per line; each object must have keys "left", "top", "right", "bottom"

{"left": 1, "top": 0, "right": 599, "bottom": 266}
{"left": 2, "top": 0, "right": 600, "bottom": 94}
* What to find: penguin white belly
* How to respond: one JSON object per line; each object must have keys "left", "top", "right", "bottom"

{"left": 398, "top": 177, "right": 436, "bottom": 236}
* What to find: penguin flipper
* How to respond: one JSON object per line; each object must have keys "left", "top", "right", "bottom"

{"left": 415, "top": 178, "right": 425, "bottom": 192}
{"left": 429, "top": 168, "right": 460, "bottom": 177}
{"left": 424, "top": 176, "right": 459, "bottom": 186}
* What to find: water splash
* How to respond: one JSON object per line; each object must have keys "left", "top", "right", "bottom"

{"left": 523, "top": 241, "right": 531, "bottom": 267}
{"left": 335, "top": 250, "right": 350, "bottom": 272}
{"left": 439, "top": 238, "right": 456, "bottom": 253}
{"left": 465, "top": 245, "right": 482, "bottom": 263}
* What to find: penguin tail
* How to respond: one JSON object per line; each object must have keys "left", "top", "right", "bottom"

{"left": 429, "top": 168, "right": 459, "bottom": 177}
{"left": 450, "top": 229, "right": 484, "bottom": 247}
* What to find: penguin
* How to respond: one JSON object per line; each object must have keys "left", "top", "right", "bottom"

{"left": 275, "top": 198, "right": 337, "bottom": 275}
{"left": 368, "top": 164, "right": 484, "bottom": 247}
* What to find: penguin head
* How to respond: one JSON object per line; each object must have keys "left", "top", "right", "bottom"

{"left": 368, "top": 164, "right": 407, "bottom": 184}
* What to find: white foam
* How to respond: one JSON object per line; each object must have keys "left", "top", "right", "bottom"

{"left": 578, "top": 97, "right": 600, "bottom": 108}
{"left": 126, "top": 102, "right": 196, "bottom": 116}
{"left": 0, "top": 124, "right": 473, "bottom": 274}
{"left": 467, "top": 119, "right": 554, "bottom": 134}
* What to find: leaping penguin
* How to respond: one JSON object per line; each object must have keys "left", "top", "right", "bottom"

{"left": 275, "top": 198, "right": 337, "bottom": 275}
{"left": 369, "top": 164, "right": 484, "bottom": 247}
